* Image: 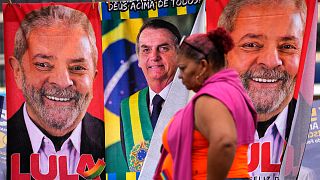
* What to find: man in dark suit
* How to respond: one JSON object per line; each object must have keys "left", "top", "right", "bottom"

{"left": 7, "top": 5, "right": 104, "bottom": 178}
{"left": 120, "top": 19, "right": 181, "bottom": 172}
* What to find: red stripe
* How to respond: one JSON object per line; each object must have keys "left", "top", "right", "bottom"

{"left": 293, "top": 0, "right": 316, "bottom": 99}
{"left": 206, "top": 0, "right": 229, "bottom": 31}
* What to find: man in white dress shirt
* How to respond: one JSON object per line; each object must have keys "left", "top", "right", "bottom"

{"left": 218, "top": 0, "right": 306, "bottom": 178}
{"left": 7, "top": 5, "right": 104, "bottom": 179}
{"left": 120, "top": 19, "right": 181, "bottom": 172}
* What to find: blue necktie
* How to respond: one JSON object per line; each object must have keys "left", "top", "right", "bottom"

{"left": 150, "top": 94, "right": 164, "bottom": 130}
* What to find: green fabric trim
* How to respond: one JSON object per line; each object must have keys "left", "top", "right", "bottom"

{"left": 121, "top": 96, "right": 134, "bottom": 162}
{"left": 138, "top": 88, "right": 153, "bottom": 141}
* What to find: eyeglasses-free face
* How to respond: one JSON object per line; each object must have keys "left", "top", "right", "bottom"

{"left": 137, "top": 28, "right": 178, "bottom": 88}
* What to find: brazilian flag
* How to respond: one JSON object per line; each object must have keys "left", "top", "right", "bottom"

{"left": 100, "top": 1, "right": 202, "bottom": 179}
{"left": 102, "top": 18, "right": 147, "bottom": 180}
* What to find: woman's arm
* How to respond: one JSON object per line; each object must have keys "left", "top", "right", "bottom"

{"left": 194, "top": 95, "right": 237, "bottom": 180}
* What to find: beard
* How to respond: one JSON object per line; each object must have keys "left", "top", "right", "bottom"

{"left": 21, "top": 74, "right": 91, "bottom": 132}
{"left": 240, "top": 66, "right": 295, "bottom": 114}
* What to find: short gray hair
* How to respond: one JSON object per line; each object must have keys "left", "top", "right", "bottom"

{"left": 218, "top": 0, "right": 306, "bottom": 32}
{"left": 14, "top": 5, "right": 98, "bottom": 66}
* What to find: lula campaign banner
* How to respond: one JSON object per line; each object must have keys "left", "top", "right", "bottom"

{"left": 0, "top": 96, "right": 6, "bottom": 180}
{"left": 99, "top": 0, "right": 202, "bottom": 179}
{"left": 206, "top": 0, "right": 316, "bottom": 179}
{"left": 3, "top": 3, "right": 105, "bottom": 179}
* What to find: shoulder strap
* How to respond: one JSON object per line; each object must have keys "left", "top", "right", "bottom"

{"left": 121, "top": 87, "right": 153, "bottom": 171}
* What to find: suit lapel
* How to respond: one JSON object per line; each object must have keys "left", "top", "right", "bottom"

{"left": 7, "top": 105, "right": 33, "bottom": 174}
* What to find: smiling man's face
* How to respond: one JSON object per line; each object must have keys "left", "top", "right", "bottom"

{"left": 12, "top": 24, "right": 96, "bottom": 136}
{"left": 226, "top": 3, "right": 304, "bottom": 121}
{"left": 137, "top": 28, "right": 178, "bottom": 89}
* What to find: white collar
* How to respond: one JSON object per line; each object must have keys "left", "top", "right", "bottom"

{"left": 23, "top": 103, "right": 82, "bottom": 153}
{"left": 255, "top": 105, "right": 288, "bottom": 140}
{"left": 149, "top": 82, "right": 173, "bottom": 102}
{"left": 274, "top": 105, "right": 288, "bottom": 140}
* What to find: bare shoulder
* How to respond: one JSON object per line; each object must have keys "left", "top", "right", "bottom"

{"left": 194, "top": 95, "right": 235, "bottom": 140}
{"left": 194, "top": 95, "right": 230, "bottom": 116}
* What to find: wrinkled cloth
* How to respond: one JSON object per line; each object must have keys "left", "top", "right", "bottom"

{"left": 155, "top": 68, "right": 257, "bottom": 180}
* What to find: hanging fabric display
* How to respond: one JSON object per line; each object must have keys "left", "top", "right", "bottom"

{"left": 3, "top": 3, "right": 105, "bottom": 179}
{"left": 100, "top": 1, "right": 203, "bottom": 179}
{"left": 2, "top": 0, "right": 317, "bottom": 179}
{"left": 206, "top": 0, "right": 317, "bottom": 179}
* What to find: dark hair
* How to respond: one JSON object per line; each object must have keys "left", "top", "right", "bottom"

{"left": 179, "top": 28, "right": 234, "bottom": 70}
{"left": 136, "top": 19, "right": 181, "bottom": 52}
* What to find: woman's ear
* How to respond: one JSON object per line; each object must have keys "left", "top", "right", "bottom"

{"left": 9, "top": 56, "right": 23, "bottom": 90}
{"left": 199, "top": 59, "right": 209, "bottom": 77}
{"left": 225, "top": 54, "right": 229, "bottom": 67}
